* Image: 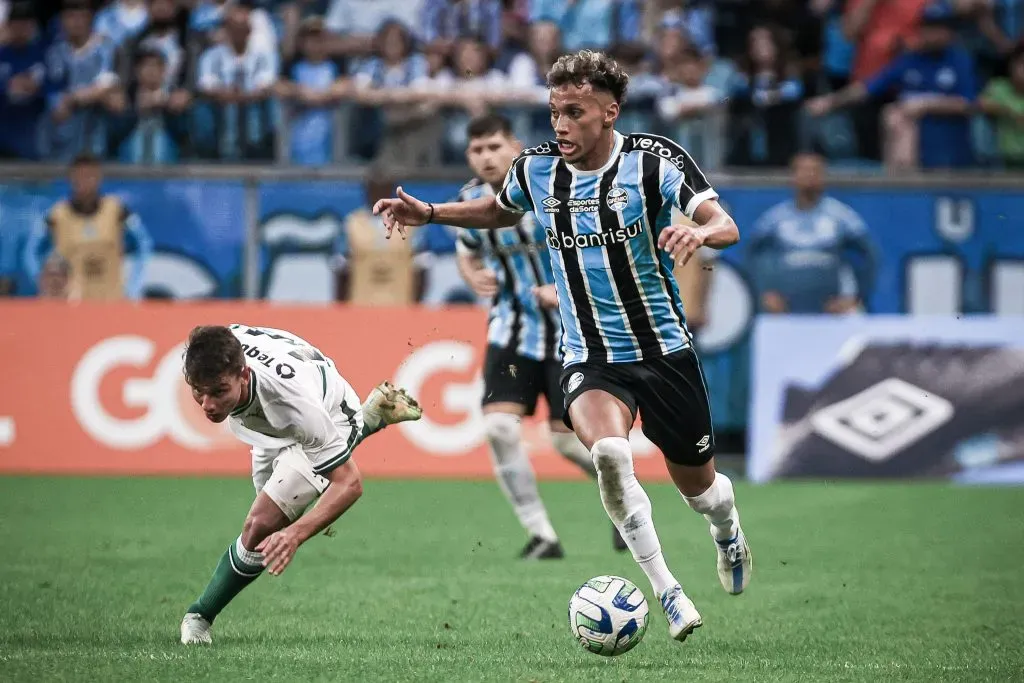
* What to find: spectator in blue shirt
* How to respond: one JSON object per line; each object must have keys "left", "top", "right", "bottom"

{"left": 43, "top": 0, "right": 121, "bottom": 160}
{"left": 120, "top": 0, "right": 188, "bottom": 92}
{"left": 106, "top": 49, "right": 192, "bottom": 164}
{"left": 727, "top": 25, "right": 804, "bottom": 167}
{"left": 0, "top": 2, "right": 46, "bottom": 160}
{"left": 349, "top": 20, "right": 438, "bottom": 164}
{"left": 528, "top": 0, "right": 641, "bottom": 52}
{"left": 277, "top": 17, "right": 351, "bottom": 165}
{"left": 93, "top": 0, "right": 149, "bottom": 48}
{"left": 195, "top": 2, "right": 280, "bottom": 160}
{"left": 748, "top": 152, "right": 878, "bottom": 314}
{"left": 807, "top": 3, "right": 977, "bottom": 170}
{"left": 419, "top": 0, "right": 503, "bottom": 55}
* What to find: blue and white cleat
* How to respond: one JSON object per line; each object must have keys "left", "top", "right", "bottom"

{"left": 715, "top": 529, "right": 752, "bottom": 595}
{"left": 659, "top": 585, "right": 703, "bottom": 642}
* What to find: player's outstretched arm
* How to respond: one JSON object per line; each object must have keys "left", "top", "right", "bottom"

{"left": 691, "top": 199, "right": 740, "bottom": 249}
{"left": 373, "top": 186, "right": 520, "bottom": 239}
{"left": 658, "top": 200, "right": 740, "bottom": 265}
{"left": 257, "top": 459, "right": 363, "bottom": 575}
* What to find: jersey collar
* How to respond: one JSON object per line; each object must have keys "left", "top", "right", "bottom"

{"left": 231, "top": 370, "right": 257, "bottom": 417}
{"left": 566, "top": 131, "right": 624, "bottom": 178}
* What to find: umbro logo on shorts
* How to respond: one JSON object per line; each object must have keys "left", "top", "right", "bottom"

{"left": 567, "top": 372, "right": 584, "bottom": 394}
{"left": 697, "top": 435, "right": 710, "bottom": 453}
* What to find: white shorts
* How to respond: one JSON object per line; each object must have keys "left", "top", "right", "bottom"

{"left": 253, "top": 445, "right": 331, "bottom": 521}
{"left": 249, "top": 368, "right": 364, "bottom": 520}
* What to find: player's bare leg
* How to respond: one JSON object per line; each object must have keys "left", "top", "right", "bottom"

{"left": 569, "top": 390, "right": 701, "bottom": 642}
{"left": 483, "top": 402, "right": 563, "bottom": 559}
{"left": 665, "top": 459, "right": 751, "bottom": 595}
{"left": 181, "top": 492, "right": 289, "bottom": 644}
{"left": 548, "top": 420, "right": 627, "bottom": 552}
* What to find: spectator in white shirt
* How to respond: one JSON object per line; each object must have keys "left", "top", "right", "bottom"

{"left": 325, "top": 0, "right": 425, "bottom": 58}
{"left": 435, "top": 36, "right": 506, "bottom": 155}
{"left": 195, "top": 2, "right": 279, "bottom": 159}
{"left": 505, "top": 19, "right": 561, "bottom": 104}
{"left": 658, "top": 46, "right": 723, "bottom": 167}
{"left": 658, "top": 47, "right": 721, "bottom": 122}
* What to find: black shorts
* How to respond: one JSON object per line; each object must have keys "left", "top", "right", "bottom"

{"left": 482, "top": 344, "right": 564, "bottom": 420}
{"left": 560, "top": 347, "right": 715, "bottom": 467}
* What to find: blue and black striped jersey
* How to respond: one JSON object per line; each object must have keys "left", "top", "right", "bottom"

{"left": 495, "top": 131, "right": 718, "bottom": 366}
{"left": 455, "top": 178, "right": 561, "bottom": 362}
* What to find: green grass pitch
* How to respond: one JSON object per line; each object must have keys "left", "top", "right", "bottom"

{"left": 1, "top": 476, "right": 1022, "bottom": 682}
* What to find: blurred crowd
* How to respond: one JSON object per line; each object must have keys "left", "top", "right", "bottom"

{"left": 1, "top": 0, "right": 1023, "bottom": 171}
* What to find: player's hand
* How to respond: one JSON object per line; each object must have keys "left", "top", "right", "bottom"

{"left": 372, "top": 186, "right": 431, "bottom": 240}
{"left": 658, "top": 223, "right": 706, "bottom": 265}
{"left": 256, "top": 527, "right": 303, "bottom": 576}
{"left": 533, "top": 284, "right": 559, "bottom": 309}
{"left": 468, "top": 268, "right": 499, "bottom": 297}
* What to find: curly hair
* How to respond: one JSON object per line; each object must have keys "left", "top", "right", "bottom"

{"left": 546, "top": 50, "right": 629, "bottom": 103}
{"left": 183, "top": 325, "right": 245, "bottom": 388}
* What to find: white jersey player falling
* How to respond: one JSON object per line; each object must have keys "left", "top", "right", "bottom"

{"left": 227, "top": 324, "right": 363, "bottom": 495}
{"left": 226, "top": 325, "right": 366, "bottom": 497}
{"left": 180, "top": 323, "right": 423, "bottom": 645}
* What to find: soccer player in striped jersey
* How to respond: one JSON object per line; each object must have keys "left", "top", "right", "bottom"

{"left": 455, "top": 113, "right": 627, "bottom": 559}
{"left": 179, "top": 324, "right": 422, "bottom": 645}
{"left": 374, "top": 50, "right": 751, "bottom": 644}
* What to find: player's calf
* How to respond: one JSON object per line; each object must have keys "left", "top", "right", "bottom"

{"left": 179, "top": 456, "right": 314, "bottom": 643}
{"left": 591, "top": 438, "right": 680, "bottom": 597}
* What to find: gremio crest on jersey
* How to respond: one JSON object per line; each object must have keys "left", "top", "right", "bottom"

{"left": 606, "top": 187, "right": 628, "bottom": 211}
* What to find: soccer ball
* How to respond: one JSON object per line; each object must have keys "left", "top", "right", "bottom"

{"left": 568, "top": 575, "right": 649, "bottom": 656}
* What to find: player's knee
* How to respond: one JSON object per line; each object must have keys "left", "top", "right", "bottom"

{"left": 240, "top": 513, "right": 278, "bottom": 550}
{"left": 590, "top": 437, "right": 633, "bottom": 479}
{"left": 483, "top": 412, "right": 522, "bottom": 449}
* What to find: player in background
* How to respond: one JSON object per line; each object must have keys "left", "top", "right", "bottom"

{"left": 374, "top": 50, "right": 750, "bottom": 644}
{"left": 455, "top": 113, "right": 627, "bottom": 559}
{"left": 179, "top": 324, "right": 422, "bottom": 645}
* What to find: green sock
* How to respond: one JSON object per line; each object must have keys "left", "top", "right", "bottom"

{"left": 187, "top": 537, "right": 263, "bottom": 623}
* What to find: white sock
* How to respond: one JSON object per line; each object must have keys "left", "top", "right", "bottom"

{"left": 591, "top": 437, "right": 678, "bottom": 597}
{"left": 484, "top": 412, "right": 558, "bottom": 542}
{"left": 232, "top": 535, "right": 265, "bottom": 575}
{"left": 683, "top": 472, "right": 740, "bottom": 542}
{"left": 549, "top": 431, "right": 597, "bottom": 478}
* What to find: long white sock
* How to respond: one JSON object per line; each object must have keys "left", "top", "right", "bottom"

{"left": 591, "top": 437, "right": 678, "bottom": 597}
{"left": 484, "top": 412, "right": 558, "bottom": 542}
{"left": 683, "top": 472, "right": 740, "bottom": 542}
{"left": 549, "top": 431, "right": 597, "bottom": 478}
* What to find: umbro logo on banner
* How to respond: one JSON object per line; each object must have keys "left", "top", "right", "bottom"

{"left": 809, "top": 378, "right": 954, "bottom": 462}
